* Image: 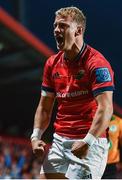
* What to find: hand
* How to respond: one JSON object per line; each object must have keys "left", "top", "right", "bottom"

{"left": 71, "top": 140, "right": 89, "bottom": 159}
{"left": 31, "top": 139, "right": 46, "bottom": 158}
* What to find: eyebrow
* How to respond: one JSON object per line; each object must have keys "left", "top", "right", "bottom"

{"left": 53, "top": 21, "right": 70, "bottom": 27}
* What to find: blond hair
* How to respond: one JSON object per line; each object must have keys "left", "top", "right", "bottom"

{"left": 55, "top": 6, "right": 86, "bottom": 34}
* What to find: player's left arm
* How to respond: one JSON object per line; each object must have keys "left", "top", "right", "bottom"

{"left": 71, "top": 91, "right": 113, "bottom": 158}
{"left": 89, "top": 91, "right": 113, "bottom": 137}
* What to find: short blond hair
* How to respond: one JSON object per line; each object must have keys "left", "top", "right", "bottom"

{"left": 55, "top": 6, "right": 86, "bottom": 34}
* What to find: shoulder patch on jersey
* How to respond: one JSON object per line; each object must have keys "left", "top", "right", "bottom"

{"left": 95, "top": 67, "right": 111, "bottom": 83}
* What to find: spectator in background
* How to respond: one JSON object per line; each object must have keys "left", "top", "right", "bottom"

{"left": 0, "top": 139, "right": 39, "bottom": 179}
{"left": 102, "top": 114, "right": 122, "bottom": 179}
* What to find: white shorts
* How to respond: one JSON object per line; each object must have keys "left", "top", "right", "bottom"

{"left": 40, "top": 133, "right": 109, "bottom": 179}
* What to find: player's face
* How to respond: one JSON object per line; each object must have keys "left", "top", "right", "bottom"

{"left": 54, "top": 15, "right": 78, "bottom": 51}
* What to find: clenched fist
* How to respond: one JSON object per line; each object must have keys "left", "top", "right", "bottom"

{"left": 31, "top": 139, "right": 46, "bottom": 158}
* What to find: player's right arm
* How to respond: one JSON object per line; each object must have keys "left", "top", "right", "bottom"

{"left": 31, "top": 93, "right": 55, "bottom": 157}
{"left": 31, "top": 55, "right": 56, "bottom": 157}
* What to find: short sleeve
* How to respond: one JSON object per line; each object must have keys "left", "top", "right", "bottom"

{"left": 87, "top": 55, "right": 114, "bottom": 96}
{"left": 41, "top": 57, "right": 55, "bottom": 93}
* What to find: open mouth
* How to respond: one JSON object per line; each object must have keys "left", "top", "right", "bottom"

{"left": 55, "top": 36, "right": 64, "bottom": 46}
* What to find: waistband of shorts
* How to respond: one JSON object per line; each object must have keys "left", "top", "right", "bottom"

{"left": 53, "top": 133, "right": 107, "bottom": 142}
{"left": 53, "top": 133, "right": 71, "bottom": 141}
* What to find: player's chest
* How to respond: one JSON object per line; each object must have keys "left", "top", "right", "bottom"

{"left": 52, "top": 63, "right": 90, "bottom": 91}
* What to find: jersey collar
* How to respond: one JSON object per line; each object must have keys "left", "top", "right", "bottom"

{"left": 64, "top": 42, "right": 87, "bottom": 63}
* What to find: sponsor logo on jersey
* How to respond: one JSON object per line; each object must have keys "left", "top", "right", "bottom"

{"left": 95, "top": 67, "right": 111, "bottom": 83}
{"left": 56, "top": 90, "right": 88, "bottom": 98}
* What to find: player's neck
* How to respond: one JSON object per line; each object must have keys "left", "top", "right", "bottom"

{"left": 64, "top": 41, "right": 84, "bottom": 61}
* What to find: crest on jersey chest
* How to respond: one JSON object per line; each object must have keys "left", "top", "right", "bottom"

{"left": 75, "top": 69, "right": 85, "bottom": 80}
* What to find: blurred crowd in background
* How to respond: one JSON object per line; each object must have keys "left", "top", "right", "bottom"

{"left": 0, "top": 136, "right": 42, "bottom": 179}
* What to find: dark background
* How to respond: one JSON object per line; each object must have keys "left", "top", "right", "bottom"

{"left": 0, "top": 0, "right": 122, "bottom": 138}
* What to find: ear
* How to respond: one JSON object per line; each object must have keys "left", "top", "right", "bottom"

{"left": 75, "top": 26, "right": 82, "bottom": 36}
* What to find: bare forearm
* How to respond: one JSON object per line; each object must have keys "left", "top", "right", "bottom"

{"left": 34, "top": 106, "right": 52, "bottom": 132}
{"left": 89, "top": 105, "right": 113, "bottom": 137}
{"left": 33, "top": 95, "right": 55, "bottom": 133}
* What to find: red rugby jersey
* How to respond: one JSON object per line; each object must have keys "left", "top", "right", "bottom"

{"left": 42, "top": 43, "right": 114, "bottom": 138}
